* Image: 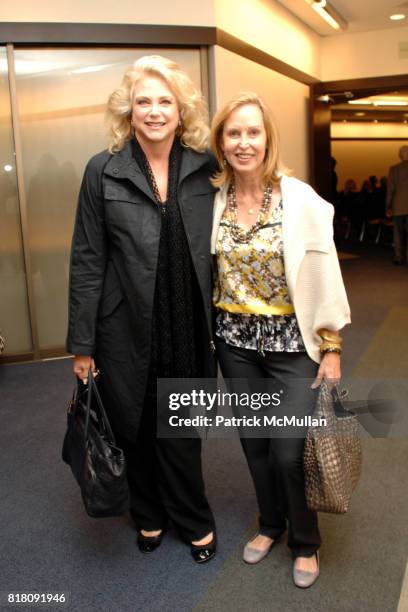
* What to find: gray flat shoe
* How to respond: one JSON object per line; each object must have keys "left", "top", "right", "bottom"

{"left": 243, "top": 534, "right": 275, "bottom": 564}
{"left": 293, "top": 552, "right": 320, "bottom": 588}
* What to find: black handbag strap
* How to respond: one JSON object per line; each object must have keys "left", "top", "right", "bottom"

{"left": 84, "top": 370, "right": 117, "bottom": 446}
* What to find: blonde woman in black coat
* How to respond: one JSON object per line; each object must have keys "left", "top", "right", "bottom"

{"left": 67, "top": 56, "right": 217, "bottom": 563}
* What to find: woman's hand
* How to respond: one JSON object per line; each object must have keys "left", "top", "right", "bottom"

{"left": 73, "top": 355, "right": 97, "bottom": 384}
{"left": 311, "top": 352, "right": 341, "bottom": 389}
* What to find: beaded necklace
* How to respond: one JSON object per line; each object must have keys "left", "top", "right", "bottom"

{"left": 132, "top": 137, "right": 181, "bottom": 210}
{"left": 227, "top": 181, "right": 273, "bottom": 243}
{"left": 143, "top": 158, "right": 167, "bottom": 207}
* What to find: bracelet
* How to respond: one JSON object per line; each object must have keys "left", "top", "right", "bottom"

{"left": 320, "top": 346, "right": 342, "bottom": 356}
{"left": 320, "top": 340, "right": 343, "bottom": 352}
{"left": 317, "top": 328, "right": 343, "bottom": 344}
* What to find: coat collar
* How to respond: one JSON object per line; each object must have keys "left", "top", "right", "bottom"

{"left": 103, "top": 139, "right": 211, "bottom": 203}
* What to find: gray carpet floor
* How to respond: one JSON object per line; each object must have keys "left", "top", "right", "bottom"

{"left": 1, "top": 243, "right": 407, "bottom": 612}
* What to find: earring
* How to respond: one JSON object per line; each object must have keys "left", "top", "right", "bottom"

{"left": 223, "top": 155, "right": 228, "bottom": 167}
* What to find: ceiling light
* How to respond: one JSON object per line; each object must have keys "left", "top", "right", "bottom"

{"left": 305, "top": 0, "right": 348, "bottom": 30}
{"left": 4, "top": 164, "right": 13, "bottom": 172}
{"left": 355, "top": 112, "right": 366, "bottom": 117}
{"left": 348, "top": 100, "right": 373, "bottom": 105}
{"left": 372, "top": 100, "right": 408, "bottom": 106}
{"left": 374, "top": 120, "right": 378, "bottom": 123}
{"left": 317, "top": 94, "right": 331, "bottom": 102}
{"left": 312, "top": 4, "right": 340, "bottom": 29}
{"left": 390, "top": 14, "right": 406, "bottom": 20}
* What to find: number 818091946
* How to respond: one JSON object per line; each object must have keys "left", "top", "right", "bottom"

{"left": 6, "top": 593, "right": 67, "bottom": 605}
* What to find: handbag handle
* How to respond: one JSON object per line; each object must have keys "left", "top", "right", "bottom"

{"left": 84, "top": 369, "right": 117, "bottom": 446}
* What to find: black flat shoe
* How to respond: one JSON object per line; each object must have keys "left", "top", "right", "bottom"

{"left": 137, "top": 530, "right": 163, "bottom": 554}
{"left": 190, "top": 534, "right": 216, "bottom": 564}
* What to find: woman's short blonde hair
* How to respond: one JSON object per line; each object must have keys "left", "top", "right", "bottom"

{"left": 106, "top": 55, "right": 209, "bottom": 153}
{"left": 210, "top": 91, "right": 290, "bottom": 187}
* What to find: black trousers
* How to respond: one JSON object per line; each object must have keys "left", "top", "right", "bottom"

{"left": 216, "top": 338, "right": 321, "bottom": 558}
{"left": 116, "top": 395, "right": 215, "bottom": 543}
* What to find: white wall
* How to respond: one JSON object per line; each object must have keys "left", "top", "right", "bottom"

{"left": 212, "top": 46, "right": 311, "bottom": 181}
{"left": 0, "top": 0, "right": 216, "bottom": 25}
{"left": 321, "top": 26, "right": 408, "bottom": 81}
{"left": 214, "top": 0, "right": 321, "bottom": 79}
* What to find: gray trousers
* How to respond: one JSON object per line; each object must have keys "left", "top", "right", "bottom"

{"left": 393, "top": 214, "right": 408, "bottom": 263}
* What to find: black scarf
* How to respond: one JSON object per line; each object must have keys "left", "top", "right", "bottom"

{"left": 132, "top": 137, "right": 198, "bottom": 382}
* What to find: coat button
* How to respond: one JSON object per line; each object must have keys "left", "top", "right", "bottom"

{"left": 113, "top": 168, "right": 119, "bottom": 174}
{"left": 200, "top": 255, "right": 205, "bottom": 260}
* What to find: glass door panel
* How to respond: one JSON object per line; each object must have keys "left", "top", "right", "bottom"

{"left": 0, "top": 46, "right": 32, "bottom": 355}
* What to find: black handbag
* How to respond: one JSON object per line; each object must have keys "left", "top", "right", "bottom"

{"left": 62, "top": 371, "right": 129, "bottom": 518}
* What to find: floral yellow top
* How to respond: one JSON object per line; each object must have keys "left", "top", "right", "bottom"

{"left": 213, "top": 199, "right": 305, "bottom": 354}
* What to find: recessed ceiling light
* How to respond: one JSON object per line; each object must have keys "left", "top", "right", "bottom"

{"left": 374, "top": 120, "right": 379, "bottom": 123}
{"left": 4, "top": 164, "right": 13, "bottom": 172}
{"left": 348, "top": 99, "right": 373, "bottom": 105}
{"left": 317, "top": 94, "right": 330, "bottom": 102}
{"left": 355, "top": 112, "right": 366, "bottom": 117}
{"left": 390, "top": 14, "right": 406, "bottom": 20}
{"left": 373, "top": 100, "right": 408, "bottom": 106}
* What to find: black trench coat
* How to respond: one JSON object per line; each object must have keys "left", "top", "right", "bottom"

{"left": 66, "top": 141, "right": 218, "bottom": 439}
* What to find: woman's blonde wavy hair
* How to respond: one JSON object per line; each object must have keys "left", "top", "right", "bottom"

{"left": 106, "top": 55, "right": 210, "bottom": 153}
{"left": 210, "top": 91, "right": 291, "bottom": 187}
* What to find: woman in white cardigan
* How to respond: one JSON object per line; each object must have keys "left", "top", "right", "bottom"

{"left": 210, "top": 92, "right": 350, "bottom": 588}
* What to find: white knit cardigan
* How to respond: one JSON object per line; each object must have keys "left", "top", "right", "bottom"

{"left": 211, "top": 175, "right": 351, "bottom": 363}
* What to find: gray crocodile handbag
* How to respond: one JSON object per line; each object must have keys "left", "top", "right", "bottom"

{"left": 304, "top": 381, "right": 362, "bottom": 514}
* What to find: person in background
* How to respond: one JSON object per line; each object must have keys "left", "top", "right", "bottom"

{"left": 368, "top": 175, "right": 383, "bottom": 220}
{"left": 336, "top": 178, "right": 358, "bottom": 240}
{"left": 210, "top": 92, "right": 350, "bottom": 588}
{"left": 358, "top": 179, "right": 372, "bottom": 222}
{"left": 386, "top": 145, "right": 408, "bottom": 265}
{"left": 66, "top": 55, "right": 217, "bottom": 563}
{"left": 339, "top": 179, "right": 358, "bottom": 217}
{"left": 330, "top": 156, "right": 338, "bottom": 204}
{"left": 378, "top": 176, "right": 388, "bottom": 219}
